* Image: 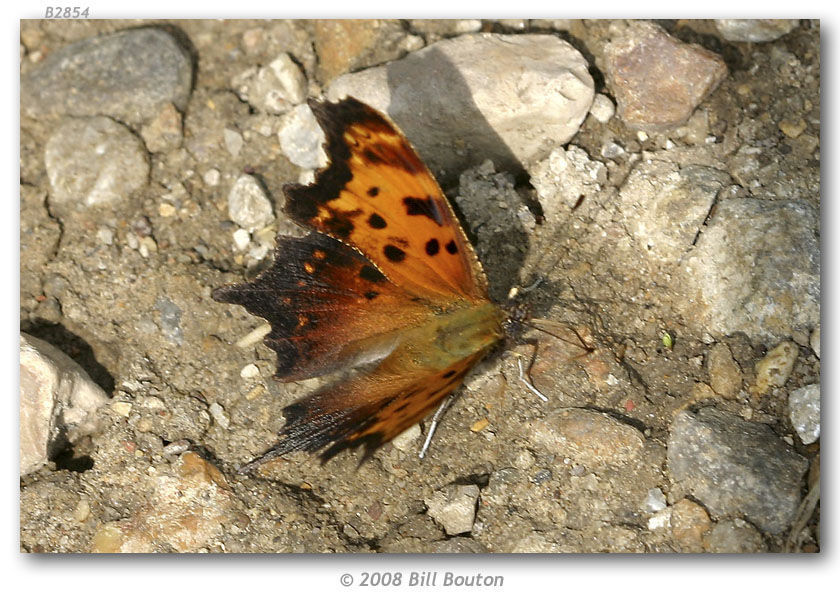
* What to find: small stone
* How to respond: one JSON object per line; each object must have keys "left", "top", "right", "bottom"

{"left": 232, "top": 53, "right": 307, "bottom": 115}
{"left": 779, "top": 118, "right": 807, "bottom": 139}
{"left": 278, "top": 103, "right": 327, "bottom": 169}
{"left": 240, "top": 363, "right": 260, "bottom": 379}
{"left": 45, "top": 117, "right": 150, "bottom": 213}
{"left": 111, "top": 401, "right": 133, "bottom": 417}
{"left": 810, "top": 326, "right": 820, "bottom": 358}
{"left": 788, "top": 383, "right": 820, "bottom": 444}
{"left": 203, "top": 168, "right": 221, "bottom": 186}
{"left": 232, "top": 228, "right": 251, "bottom": 251}
{"left": 157, "top": 203, "right": 177, "bottom": 219}
{"left": 754, "top": 341, "right": 799, "bottom": 395}
{"left": 705, "top": 519, "right": 767, "bottom": 553}
{"left": 707, "top": 343, "right": 742, "bottom": 399}
{"left": 715, "top": 19, "right": 799, "bottom": 43}
{"left": 644, "top": 487, "right": 667, "bottom": 512}
{"left": 670, "top": 498, "right": 712, "bottom": 553}
{"left": 528, "top": 408, "right": 644, "bottom": 467}
{"left": 647, "top": 508, "right": 672, "bottom": 530}
{"left": 74, "top": 498, "right": 91, "bottom": 523}
{"left": 471, "top": 418, "right": 490, "bottom": 433}
{"left": 97, "top": 227, "right": 114, "bottom": 245}
{"left": 209, "top": 402, "right": 230, "bottom": 429}
{"left": 223, "top": 128, "right": 244, "bottom": 157}
{"left": 589, "top": 93, "right": 616, "bottom": 123}
{"left": 234, "top": 323, "right": 272, "bottom": 348}
{"left": 425, "top": 484, "right": 480, "bottom": 536}
{"left": 140, "top": 102, "right": 183, "bottom": 153}
{"left": 227, "top": 175, "right": 274, "bottom": 231}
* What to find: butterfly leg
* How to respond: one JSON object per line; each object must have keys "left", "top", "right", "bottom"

{"left": 516, "top": 339, "right": 549, "bottom": 402}
{"left": 418, "top": 396, "right": 455, "bottom": 459}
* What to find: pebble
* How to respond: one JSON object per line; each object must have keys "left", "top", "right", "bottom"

{"left": 604, "top": 21, "right": 728, "bottom": 130}
{"left": 644, "top": 487, "right": 667, "bottom": 512}
{"left": 158, "top": 202, "right": 176, "bottom": 218}
{"left": 278, "top": 103, "right": 327, "bottom": 169}
{"left": 425, "top": 484, "right": 480, "bottom": 536}
{"left": 683, "top": 199, "right": 819, "bottom": 341}
{"left": 240, "top": 363, "right": 260, "bottom": 379}
{"left": 788, "top": 383, "right": 820, "bottom": 444}
{"left": 705, "top": 519, "right": 767, "bottom": 553}
{"left": 528, "top": 408, "right": 644, "bottom": 467}
{"left": 97, "top": 227, "right": 114, "bottom": 245}
{"left": 223, "top": 128, "right": 244, "bottom": 157}
{"left": 328, "top": 34, "right": 594, "bottom": 182}
{"left": 74, "top": 499, "right": 91, "bottom": 523}
{"left": 779, "top": 118, "right": 807, "bottom": 139}
{"left": 232, "top": 52, "right": 307, "bottom": 115}
{"left": 232, "top": 228, "right": 251, "bottom": 251}
{"left": 44, "top": 117, "right": 150, "bottom": 213}
{"left": 154, "top": 297, "right": 183, "bottom": 345}
{"left": 22, "top": 28, "right": 192, "bottom": 125}
{"left": 140, "top": 102, "right": 183, "bottom": 153}
{"left": 234, "top": 323, "right": 272, "bottom": 349}
{"left": 227, "top": 175, "right": 274, "bottom": 231}
{"left": 706, "top": 343, "right": 742, "bottom": 399}
{"left": 715, "top": 19, "right": 799, "bottom": 43}
{"left": 111, "top": 401, "right": 132, "bottom": 417}
{"left": 209, "top": 402, "right": 230, "bottom": 429}
{"left": 667, "top": 407, "right": 808, "bottom": 534}
{"left": 670, "top": 498, "right": 711, "bottom": 552}
{"left": 203, "top": 168, "right": 221, "bottom": 187}
{"left": 589, "top": 93, "right": 616, "bottom": 123}
{"left": 530, "top": 146, "right": 607, "bottom": 225}
{"left": 20, "top": 333, "right": 109, "bottom": 475}
{"left": 754, "top": 341, "right": 799, "bottom": 395}
{"left": 647, "top": 508, "right": 672, "bottom": 530}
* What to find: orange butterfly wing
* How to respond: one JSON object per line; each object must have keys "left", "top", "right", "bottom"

{"left": 285, "top": 98, "right": 490, "bottom": 302}
{"left": 214, "top": 97, "right": 504, "bottom": 470}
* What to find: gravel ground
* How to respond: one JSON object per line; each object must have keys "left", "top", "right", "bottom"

{"left": 19, "top": 19, "right": 819, "bottom": 554}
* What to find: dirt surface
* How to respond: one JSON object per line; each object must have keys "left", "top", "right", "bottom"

{"left": 19, "top": 19, "right": 819, "bottom": 553}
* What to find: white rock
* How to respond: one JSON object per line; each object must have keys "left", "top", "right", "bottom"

{"left": 278, "top": 103, "right": 327, "bottom": 169}
{"left": 754, "top": 341, "right": 799, "bottom": 395}
{"left": 788, "top": 383, "right": 820, "bottom": 444}
{"left": 425, "top": 484, "right": 480, "bottom": 535}
{"left": 589, "top": 93, "right": 616, "bottom": 123}
{"left": 227, "top": 174, "right": 274, "bottom": 231}
{"left": 20, "top": 333, "right": 109, "bottom": 475}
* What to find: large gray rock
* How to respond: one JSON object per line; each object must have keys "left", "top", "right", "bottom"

{"left": 20, "top": 333, "right": 110, "bottom": 475}
{"left": 682, "top": 198, "right": 819, "bottom": 341}
{"left": 22, "top": 28, "right": 193, "bottom": 125}
{"left": 328, "top": 34, "right": 594, "bottom": 183}
{"left": 618, "top": 160, "right": 730, "bottom": 263}
{"left": 668, "top": 407, "right": 808, "bottom": 534}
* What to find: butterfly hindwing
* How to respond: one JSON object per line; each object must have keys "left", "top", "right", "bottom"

{"left": 212, "top": 232, "right": 429, "bottom": 382}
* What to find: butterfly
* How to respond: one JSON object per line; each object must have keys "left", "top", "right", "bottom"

{"left": 213, "top": 96, "right": 507, "bottom": 473}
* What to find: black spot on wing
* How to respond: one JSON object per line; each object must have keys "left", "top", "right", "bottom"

{"left": 383, "top": 244, "right": 406, "bottom": 262}
{"left": 367, "top": 186, "right": 379, "bottom": 197}
{"left": 445, "top": 239, "right": 458, "bottom": 254}
{"left": 425, "top": 238, "right": 439, "bottom": 256}
{"left": 368, "top": 213, "right": 387, "bottom": 229}
{"left": 403, "top": 196, "right": 444, "bottom": 226}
